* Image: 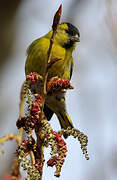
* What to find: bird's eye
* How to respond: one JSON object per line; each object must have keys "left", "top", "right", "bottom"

{"left": 65, "top": 29, "right": 75, "bottom": 36}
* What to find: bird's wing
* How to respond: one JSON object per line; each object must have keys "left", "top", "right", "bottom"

{"left": 25, "top": 37, "right": 49, "bottom": 76}
{"left": 26, "top": 38, "right": 40, "bottom": 55}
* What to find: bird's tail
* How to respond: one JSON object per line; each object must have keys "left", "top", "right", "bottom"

{"left": 57, "top": 112, "right": 74, "bottom": 138}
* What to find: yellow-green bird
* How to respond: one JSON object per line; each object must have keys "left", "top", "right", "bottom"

{"left": 25, "top": 23, "right": 80, "bottom": 136}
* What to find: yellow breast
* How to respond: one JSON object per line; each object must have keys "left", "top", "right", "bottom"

{"left": 25, "top": 37, "right": 72, "bottom": 80}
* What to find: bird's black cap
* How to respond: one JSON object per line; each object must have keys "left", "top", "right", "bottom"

{"left": 65, "top": 22, "right": 80, "bottom": 38}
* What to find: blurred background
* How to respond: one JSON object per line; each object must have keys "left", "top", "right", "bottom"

{"left": 0, "top": 0, "right": 117, "bottom": 179}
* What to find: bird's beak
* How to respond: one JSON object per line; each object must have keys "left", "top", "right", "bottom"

{"left": 70, "top": 35, "right": 80, "bottom": 42}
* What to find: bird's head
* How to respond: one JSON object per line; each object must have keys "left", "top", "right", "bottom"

{"left": 54, "top": 22, "right": 80, "bottom": 49}
{"left": 46, "top": 22, "right": 80, "bottom": 50}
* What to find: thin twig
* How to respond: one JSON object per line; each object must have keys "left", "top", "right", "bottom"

{"left": 0, "top": 134, "right": 19, "bottom": 145}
